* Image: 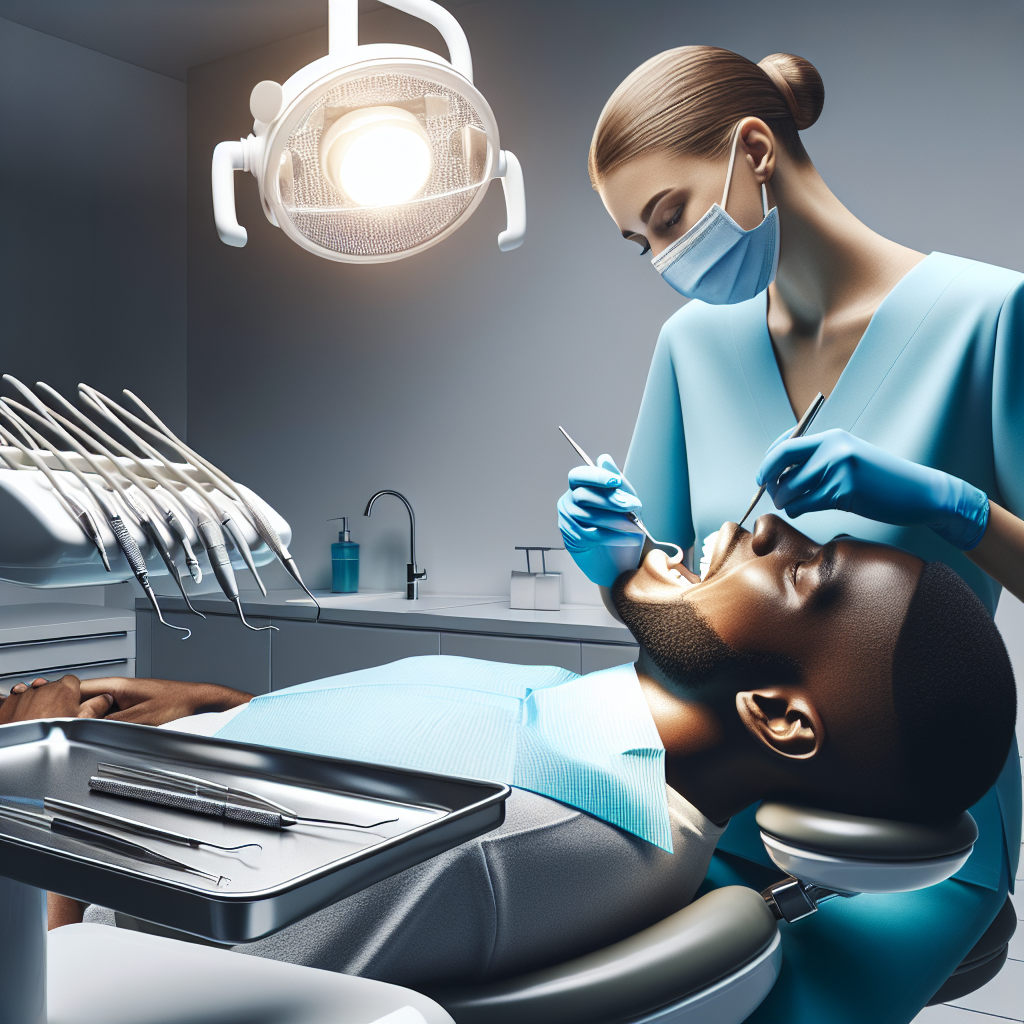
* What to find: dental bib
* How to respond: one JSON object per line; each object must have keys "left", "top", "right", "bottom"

{"left": 216, "top": 655, "right": 673, "bottom": 852}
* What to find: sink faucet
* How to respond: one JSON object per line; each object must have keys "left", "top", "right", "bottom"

{"left": 364, "top": 490, "right": 427, "bottom": 600}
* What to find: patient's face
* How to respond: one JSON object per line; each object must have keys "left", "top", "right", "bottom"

{"left": 616, "top": 516, "right": 923, "bottom": 717}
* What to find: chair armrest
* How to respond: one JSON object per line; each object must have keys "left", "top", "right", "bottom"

{"left": 430, "top": 885, "right": 778, "bottom": 1024}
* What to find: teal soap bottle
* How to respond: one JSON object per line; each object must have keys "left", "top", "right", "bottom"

{"left": 331, "top": 517, "right": 359, "bottom": 593}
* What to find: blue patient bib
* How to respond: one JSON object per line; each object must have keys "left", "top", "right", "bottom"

{"left": 216, "top": 656, "right": 673, "bottom": 852}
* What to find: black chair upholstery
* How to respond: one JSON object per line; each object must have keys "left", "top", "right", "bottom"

{"left": 430, "top": 886, "right": 778, "bottom": 1024}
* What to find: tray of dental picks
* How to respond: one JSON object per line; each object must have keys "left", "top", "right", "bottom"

{"left": 0, "top": 718, "right": 509, "bottom": 943}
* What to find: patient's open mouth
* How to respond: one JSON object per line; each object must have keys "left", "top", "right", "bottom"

{"left": 702, "top": 523, "right": 747, "bottom": 582}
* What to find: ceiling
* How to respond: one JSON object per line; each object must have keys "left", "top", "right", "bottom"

{"left": 0, "top": 0, "right": 478, "bottom": 81}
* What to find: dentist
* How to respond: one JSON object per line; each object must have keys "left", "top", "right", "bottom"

{"left": 558, "top": 46, "right": 1022, "bottom": 1023}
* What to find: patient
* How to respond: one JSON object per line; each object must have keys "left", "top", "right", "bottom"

{"left": 6, "top": 515, "right": 1014, "bottom": 988}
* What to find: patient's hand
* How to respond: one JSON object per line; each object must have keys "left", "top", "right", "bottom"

{"left": 0, "top": 675, "right": 113, "bottom": 724}
{"left": 78, "top": 677, "right": 252, "bottom": 726}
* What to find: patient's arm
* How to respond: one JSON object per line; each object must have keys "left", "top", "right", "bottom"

{"left": 78, "top": 677, "right": 252, "bottom": 727}
{"left": 0, "top": 674, "right": 112, "bottom": 724}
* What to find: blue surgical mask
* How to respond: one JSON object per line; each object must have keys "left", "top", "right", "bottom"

{"left": 651, "top": 125, "right": 780, "bottom": 304}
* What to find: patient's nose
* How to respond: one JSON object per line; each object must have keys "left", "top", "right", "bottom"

{"left": 750, "top": 514, "right": 807, "bottom": 557}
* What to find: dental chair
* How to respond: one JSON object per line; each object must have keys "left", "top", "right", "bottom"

{"left": 48, "top": 801, "right": 991, "bottom": 1024}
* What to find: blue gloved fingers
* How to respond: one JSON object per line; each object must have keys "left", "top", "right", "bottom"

{"left": 756, "top": 432, "right": 832, "bottom": 489}
{"left": 768, "top": 447, "right": 850, "bottom": 514}
{"left": 569, "top": 484, "right": 642, "bottom": 515}
{"left": 558, "top": 491, "right": 643, "bottom": 535}
{"left": 567, "top": 455, "right": 639, "bottom": 497}
{"left": 764, "top": 425, "right": 798, "bottom": 458}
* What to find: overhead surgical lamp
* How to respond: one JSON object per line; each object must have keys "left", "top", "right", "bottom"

{"left": 211, "top": 0, "right": 526, "bottom": 262}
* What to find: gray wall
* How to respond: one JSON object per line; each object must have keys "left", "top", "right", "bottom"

{"left": 0, "top": 16, "right": 186, "bottom": 605}
{"left": 185, "top": 0, "right": 1024, "bottom": 605}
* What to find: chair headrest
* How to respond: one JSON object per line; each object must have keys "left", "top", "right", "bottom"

{"left": 755, "top": 804, "right": 978, "bottom": 894}
{"left": 755, "top": 804, "right": 978, "bottom": 861}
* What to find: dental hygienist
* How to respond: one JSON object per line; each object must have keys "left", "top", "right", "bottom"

{"left": 558, "top": 47, "right": 1022, "bottom": 1023}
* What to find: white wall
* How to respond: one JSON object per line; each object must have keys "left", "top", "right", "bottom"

{"left": 0, "top": 16, "right": 187, "bottom": 607}
{"left": 183, "top": 0, "right": 1024, "bottom": 604}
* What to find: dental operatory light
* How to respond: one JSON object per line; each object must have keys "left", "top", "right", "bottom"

{"left": 212, "top": 0, "right": 526, "bottom": 262}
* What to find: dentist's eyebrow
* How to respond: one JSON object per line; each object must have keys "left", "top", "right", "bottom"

{"left": 639, "top": 189, "right": 673, "bottom": 226}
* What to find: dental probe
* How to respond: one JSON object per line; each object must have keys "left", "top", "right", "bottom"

{"left": 0, "top": 796, "right": 260, "bottom": 854}
{"left": 558, "top": 426, "right": 684, "bottom": 562}
{"left": 737, "top": 392, "right": 826, "bottom": 528}
{"left": 36, "top": 382, "right": 203, "bottom": 583}
{"left": 0, "top": 426, "right": 111, "bottom": 570}
{"left": 12, "top": 393, "right": 206, "bottom": 618}
{"left": 119, "top": 389, "right": 321, "bottom": 620}
{"left": 89, "top": 764, "right": 398, "bottom": 833}
{"left": 120, "top": 389, "right": 322, "bottom": 621}
{"left": 0, "top": 403, "right": 189, "bottom": 639}
{"left": 0, "top": 803, "right": 228, "bottom": 886}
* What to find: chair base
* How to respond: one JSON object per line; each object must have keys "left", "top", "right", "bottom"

{"left": 47, "top": 924, "right": 454, "bottom": 1024}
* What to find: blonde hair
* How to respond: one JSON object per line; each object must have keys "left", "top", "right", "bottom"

{"left": 589, "top": 47, "right": 824, "bottom": 186}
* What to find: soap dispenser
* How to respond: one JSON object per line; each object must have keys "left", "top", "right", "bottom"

{"left": 331, "top": 518, "right": 359, "bottom": 593}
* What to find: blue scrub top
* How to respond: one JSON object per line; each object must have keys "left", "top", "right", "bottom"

{"left": 623, "top": 251, "right": 1022, "bottom": 890}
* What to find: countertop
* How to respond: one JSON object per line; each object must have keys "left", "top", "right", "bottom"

{"left": 137, "top": 590, "right": 638, "bottom": 646}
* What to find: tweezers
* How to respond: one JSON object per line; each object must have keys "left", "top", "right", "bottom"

{"left": 90, "top": 763, "right": 399, "bottom": 833}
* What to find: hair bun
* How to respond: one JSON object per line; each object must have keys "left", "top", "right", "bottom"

{"left": 758, "top": 53, "right": 824, "bottom": 130}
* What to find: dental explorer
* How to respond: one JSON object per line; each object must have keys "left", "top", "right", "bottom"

{"left": 118, "top": 387, "right": 322, "bottom": 621}
{"left": 36, "top": 381, "right": 203, "bottom": 584}
{"left": 0, "top": 796, "right": 261, "bottom": 855}
{"left": 0, "top": 802, "right": 228, "bottom": 886}
{"left": 90, "top": 764, "right": 398, "bottom": 834}
{"left": 0, "top": 401, "right": 190, "bottom": 639}
{"left": 558, "top": 427, "right": 685, "bottom": 562}
{"left": 78, "top": 386, "right": 276, "bottom": 629}
{"left": 0, "top": 425, "right": 111, "bottom": 570}
{"left": 736, "top": 391, "right": 825, "bottom": 528}
{"left": 82, "top": 386, "right": 269, "bottom": 595}
{"left": 6, "top": 388, "right": 206, "bottom": 618}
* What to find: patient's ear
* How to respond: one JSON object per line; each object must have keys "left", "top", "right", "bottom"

{"left": 735, "top": 689, "right": 823, "bottom": 759}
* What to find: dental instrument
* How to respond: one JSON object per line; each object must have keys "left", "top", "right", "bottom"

{"left": 558, "top": 427, "right": 684, "bottom": 562}
{"left": 0, "top": 802, "right": 228, "bottom": 886}
{"left": 737, "top": 392, "right": 825, "bottom": 528}
{"left": 77, "top": 387, "right": 273, "bottom": 631}
{"left": 8, "top": 389, "right": 205, "bottom": 617}
{"left": 2, "top": 393, "right": 192, "bottom": 638}
{"left": 0, "top": 425, "right": 111, "bottom": 571}
{"left": 212, "top": 0, "right": 525, "bottom": 261}
{"left": 121, "top": 389, "right": 321, "bottom": 619}
{"left": 0, "top": 401, "right": 190, "bottom": 639}
{"left": 36, "top": 381, "right": 204, "bottom": 584}
{"left": 1, "top": 796, "right": 260, "bottom": 856}
{"left": 89, "top": 763, "right": 398, "bottom": 833}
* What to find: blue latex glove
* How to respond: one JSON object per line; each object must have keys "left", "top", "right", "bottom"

{"left": 557, "top": 455, "right": 645, "bottom": 587}
{"left": 757, "top": 428, "right": 990, "bottom": 550}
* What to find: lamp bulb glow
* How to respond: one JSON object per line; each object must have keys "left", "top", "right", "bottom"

{"left": 321, "top": 106, "right": 433, "bottom": 208}
{"left": 339, "top": 126, "right": 431, "bottom": 207}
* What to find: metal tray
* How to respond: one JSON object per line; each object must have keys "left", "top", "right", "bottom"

{"left": 0, "top": 718, "right": 508, "bottom": 943}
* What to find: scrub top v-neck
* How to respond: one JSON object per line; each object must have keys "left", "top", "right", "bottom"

{"left": 623, "top": 250, "right": 1024, "bottom": 890}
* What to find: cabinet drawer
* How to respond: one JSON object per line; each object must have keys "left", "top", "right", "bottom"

{"left": 1, "top": 658, "right": 135, "bottom": 695}
{"left": 0, "top": 631, "right": 135, "bottom": 676}
{"left": 440, "top": 632, "right": 581, "bottom": 674}
{"left": 272, "top": 622, "right": 440, "bottom": 690}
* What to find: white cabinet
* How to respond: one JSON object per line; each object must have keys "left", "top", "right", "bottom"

{"left": 0, "top": 604, "right": 135, "bottom": 694}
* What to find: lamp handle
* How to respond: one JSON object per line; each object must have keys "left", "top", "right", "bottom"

{"left": 211, "top": 140, "right": 248, "bottom": 247}
{"left": 497, "top": 151, "right": 526, "bottom": 252}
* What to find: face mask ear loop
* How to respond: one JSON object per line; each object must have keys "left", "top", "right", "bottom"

{"left": 761, "top": 183, "right": 769, "bottom": 218}
{"left": 720, "top": 122, "right": 743, "bottom": 213}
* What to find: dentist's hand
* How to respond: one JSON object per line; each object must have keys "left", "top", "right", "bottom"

{"left": 558, "top": 455, "right": 645, "bottom": 587}
{"left": 757, "top": 428, "right": 990, "bottom": 550}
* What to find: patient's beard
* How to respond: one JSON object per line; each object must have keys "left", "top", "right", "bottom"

{"left": 612, "top": 574, "right": 737, "bottom": 690}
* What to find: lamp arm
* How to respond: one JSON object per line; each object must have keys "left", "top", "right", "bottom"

{"left": 211, "top": 140, "right": 249, "bottom": 247}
